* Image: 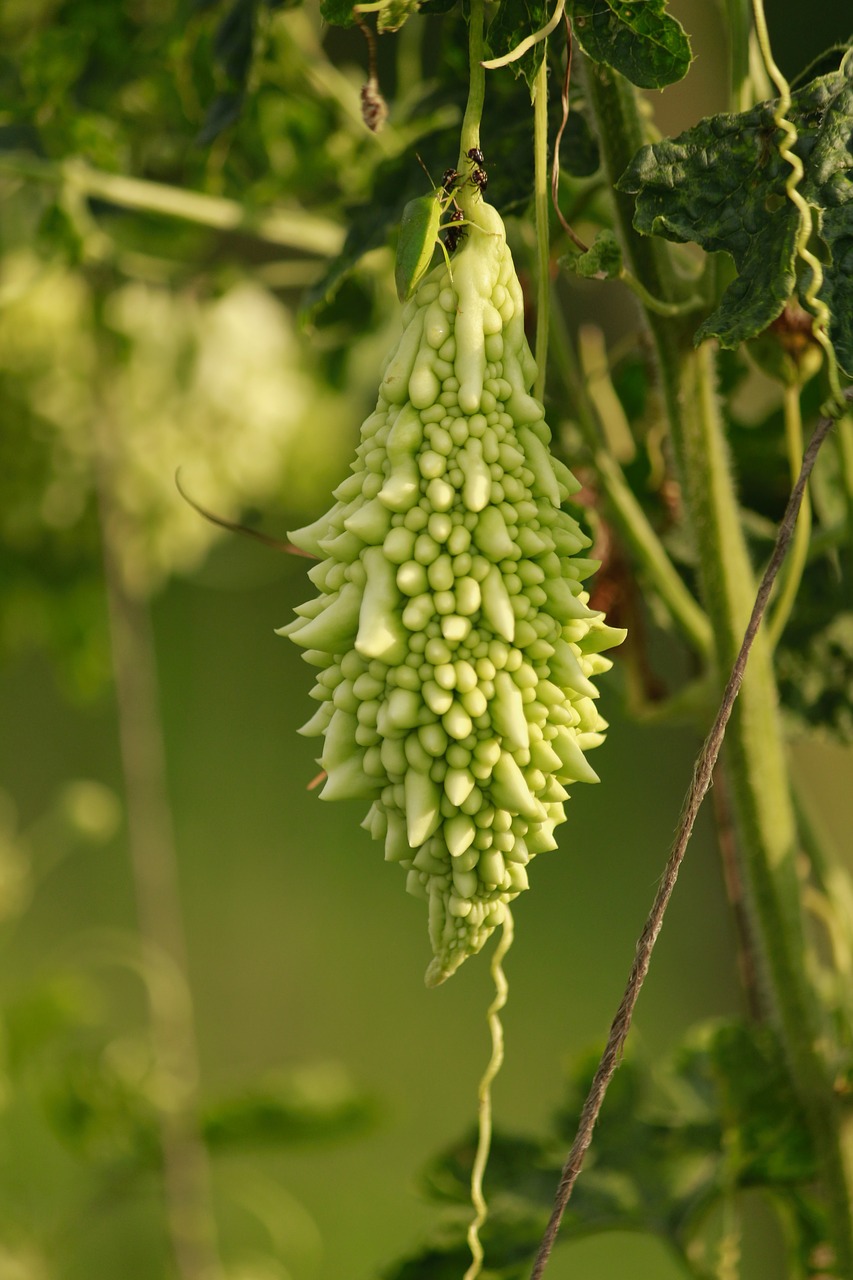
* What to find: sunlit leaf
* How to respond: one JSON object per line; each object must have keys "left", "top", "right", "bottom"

{"left": 571, "top": 0, "right": 692, "bottom": 90}
{"left": 618, "top": 49, "right": 853, "bottom": 370}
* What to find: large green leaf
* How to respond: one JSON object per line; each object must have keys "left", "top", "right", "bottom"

{"left": 618, "top": 48, "right": 853, "bottom": 370}
{"left": 570, "top": 0, "right": 692, "bottom": 90}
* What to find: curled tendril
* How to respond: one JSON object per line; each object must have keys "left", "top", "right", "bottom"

{"left": 463, "top": 908, "right": 513, "bottom": 1280}
{"left": 481, "top": 0, "right": 566, "bottom": 71}
{"left": 751, "top": 0, "right": 845, "bottom": 414}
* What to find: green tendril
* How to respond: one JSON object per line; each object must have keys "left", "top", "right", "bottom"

{"left": 463, "top": 908, "right": 513, "bottom": 1280}
{"left": 751, "top": 0, "right": 844, "bottom": 412}
{"left": 533, "top": 58, "right": 550, "bottom": 403}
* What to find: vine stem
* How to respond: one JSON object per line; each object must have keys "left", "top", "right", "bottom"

{"left": 456, "top": 0, "right": 486, "bottom": 174}
{"left": 767, "top": 382, "right": 811, "bottom": 648}
{"left": 95, "top": 409, "right": 222, "bottom": 1280}
{"left": 0, "top": 153, "right": 343, "bottom": 256}
{"left": 533, "top": 57, "right": 550, "bottom": 403}
{"left": 463, "top": 909, "right": 514, "bottom": 1280}
{"left": 582, "top": 57, "right": 853, "bottom": 1270}
{"left": 456, "top": 15, "right": 510, "bottom": 1277}
{"left": 529, "top": 397, "right": 844, "bottom": 1280}
{"left": 548, "top": 301, "right": 713, "bottom": 658}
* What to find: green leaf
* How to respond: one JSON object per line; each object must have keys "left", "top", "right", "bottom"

{"left": 202, "top": 1063, "right": 378, "bottom": 1149}
{"left": 381, "top": 1201, "right": 546, "bottom": 1280}
{"left": 320, "top": 0, "right": 421, "bottom": 29}
{"left": 383, "top": 1020, "right": 827, "bottom": 1280}
{"left": 570, "top": 0, "right": 692, "bottom": 90}
{"left": 376, "top": 0, "right": 423, "bottom": 32}
{"left": 676, "top": 1021, "right": 817, "bottom": 1186}
{"left": 487, "top": 0, "right": 550, "bottom": 91}
{"left": 617, "top": 50, "right": 853, "bottom": 370}
{"left": 559, "top": 100, "right": 600, "bottom": 178}
{"left": 566, "top": 228, "right": 622, "bottom": 278}
{"left": 421, "top": 1129, "right": 562, "bottom": 1206}
{"left": 302, "top": 65, "right": 541, "bottom": 319}
{"left": 43, "top": 1046, "right": 161, "bottom": 1166}
{"left": 319, "top": 0, "right": 359, "bottom": 26}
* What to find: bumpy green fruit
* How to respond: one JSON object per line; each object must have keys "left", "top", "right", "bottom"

{"left": 283, "top": 202, "right": 625, "bottom": 986}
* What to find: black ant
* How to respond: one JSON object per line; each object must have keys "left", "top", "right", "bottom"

{"left": 464, "top": 147, "right": 488, "bottom": 197}
{"left": 443, "top": 207, "right": 466, "bottom": 254}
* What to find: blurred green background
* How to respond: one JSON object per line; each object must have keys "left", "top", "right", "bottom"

{"left": 1, "top": 1, "right": 852, "bottom": 1277}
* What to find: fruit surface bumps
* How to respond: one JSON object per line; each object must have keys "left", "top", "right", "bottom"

{"left": 283, "top": 202, "right": 624, "bottom": 986}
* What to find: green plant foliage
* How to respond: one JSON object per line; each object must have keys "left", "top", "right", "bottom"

{"left": 570, "top": 0, "right": 692, "bottom": 90}
{"left": 202, "top": 1064, "right": 378, "bottom": 1150}
{"left": 567, "top": 228, "right": 623, "bottom": 278}
{"left": 487, "top": 0, "right": 551, "bottom": 90}
{"left": 776, "top": 584, "right": 853, "bottom": 742}
{"left": 383, "top": 1020, "right": 835, "bottom": 1277}
{"left": 302, "top": 56, "right": 586, "bottom": 319}
{"left": 618, "top": 47, "right": 853, "bottom": 370}
{"left": 319, "top": 0, "right": 422, "bottom": 31}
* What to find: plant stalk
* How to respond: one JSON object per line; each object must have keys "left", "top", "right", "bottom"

{"left": 532, "top": 57, "right": 550, "bottom": 403}
{"left": 0, "top": 153, "right": 343, "bottom": 256}
{"left": 582, "top": 58, "right": 853, "bottom": 1272}
{"left": 549, "top": 300, "right": 713, "bottom": 659}
{"left": 95, "top": 419, "right": 222, "bottom": 1280}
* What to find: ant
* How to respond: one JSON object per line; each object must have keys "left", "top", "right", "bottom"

{"left": 442, "top": 207, "right": 466, "bottom": 254}
{"left": 464, "top": 147, "right": 488, "bottom": 197}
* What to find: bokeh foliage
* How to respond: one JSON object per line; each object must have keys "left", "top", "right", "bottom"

{"left": 2, "top": 0, "right": 853, "bottom": 1277}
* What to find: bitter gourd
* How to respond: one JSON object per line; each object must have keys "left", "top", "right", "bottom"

{"left": 283, "top": 201, "right": 624, "bottom": 986}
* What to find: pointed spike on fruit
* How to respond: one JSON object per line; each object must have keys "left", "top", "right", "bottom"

{"left": 404, "top": 769, "right": 442, "bottom": 848}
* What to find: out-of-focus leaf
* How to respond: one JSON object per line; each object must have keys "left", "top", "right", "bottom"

{"left": 778, "top": 604, "right": 853, "bottom": 742}
{"left": 675, "top": 1021, "right": 817, "bottom": 1186}
{"left": 421, "top": 1130, "right": 561, "bottom": 1206}
{"left": 4, "top": 978, "right": 101, "bottom": 1078}
{"left": 559, "top": 101, "right": 600, "bottom": 178}
{"left": 376, "top": 0, "right": 422, "bottom": 32}
{"left": 319, "top": 0, "right": 359, "bottom": 26}
{"left": 197, "top": 90, "right": 245, "bottom": 146}
{"left": 214, "top": 0, "right": 257, "bottom": 84}
{"left": 571, "top": 0, "right": 692, "bottom": 90}
{"left": 618, "top": 50, "right": 853, "bottom": 370}
{"left": 43, "top": 1045, "right": 161, "bottom": 1166}
{"left": 487, "top": 0, "right": 550, "bottom": 91}
{"left": 381, "top": 1202, "right": 546, "bottom": 1280}
{"left": 202, "top": 1063, "right": 378, "bottom": 1149}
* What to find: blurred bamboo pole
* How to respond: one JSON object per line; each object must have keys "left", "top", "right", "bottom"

{"left": 95, "top": 412, "right": 223, "bottom": 1280}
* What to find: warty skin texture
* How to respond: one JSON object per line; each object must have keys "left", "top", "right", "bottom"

{"left": 282, "top": 202, "right": 625, "bottom": 986}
